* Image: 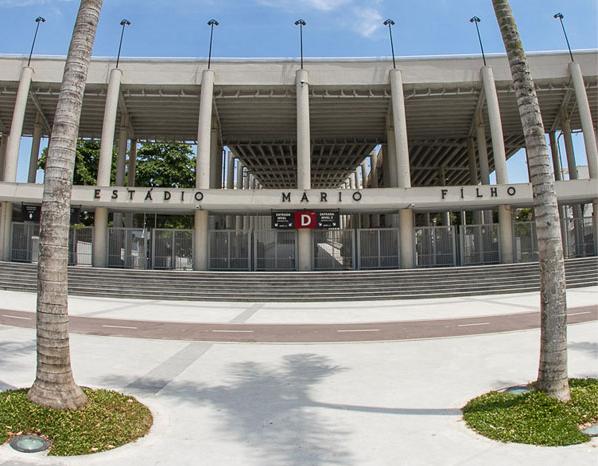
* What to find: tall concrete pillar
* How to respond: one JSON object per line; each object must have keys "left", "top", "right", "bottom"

{"left": 209, "top": 126, "right": 221, "bottom": 189}
{"left": 235, "top": 160, "right": 243, "bottom": 231}
{"left": 440, "top": 167, "right": 451, "bottom": 227}
{"left": 127, "top": 139, "right": 137, "bottom": 187}
{"left": 225, "top": 152, "right": 235, "bottom": 229}
{"left": 0, "top": 135, "right": 7, "bottom": 181}
{"left": 93, "top": 68, "right": 122, "bottom": 267}
{"left": 370, "top": 152, "right": 380, "bottom": 227}
{"left": 468, "top": 137, "right": 483, "bottom": 226}
{"left": 390, "top": 69, "right": 414, "bottom": 268}
{"left": 570, "top": 62, "right": 598, "bottom": 253}
{"left": 562, "top": 119, "right": 584, "bottom": 255}
{"left": 194, "top": 69, "right": 214, "bottom": 271}
{"left": 549, "top": 131, "right": 569, "bottom": 256}
{"left": 482, "top": 66, "right": 512, "bottom": 263}
{"left": 1, "top": 67, "right": 33, "bottom": 261}
{"left": 28, "top": 114, "right": 43, "bottom": 183}
{"left": 113, "top": 127, "right": 128, "bottom": 228}
{"left": 296, "top": 69, "right": 312, "bottom": 271}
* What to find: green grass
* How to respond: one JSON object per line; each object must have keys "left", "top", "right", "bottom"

{"left": 0, "top": 387, "right": 153, "bottom": 456}
{"left": 463, "top": 378, "right": 598, "bottom": 446}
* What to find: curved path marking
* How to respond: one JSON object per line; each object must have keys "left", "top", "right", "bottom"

{"left": 0, "top": 305, "right": 596, "bottom": 343}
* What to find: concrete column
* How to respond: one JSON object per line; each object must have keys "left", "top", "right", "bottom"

{"left": 4, "top": 67, "right": 33, "bottom": 182}
{"left": 28, "top": 114, "right": 43, "bottom": 183}
{"left": 390, "top": 69, "right": 414, "bottom": 268}
{"left": 296, "top": 69, "right": 312, "bottom": 271}
{"left": 235, "top": 160, "right": 243, "bottom": 231}
{"left": 370, "top": 152, "right": 380, "bottom": 227}
{"left": 209, "top": 127, "right": 221, "bottom": 188}
{"left": 113, "top": 128, "right": 128, "bottom": 228}
{"left": 225, "top": 152, "right": 235, "bottom": 229}
{"left": 193, "top": 69, "right": 215, "bottom": 271}
{"left": 0, "top": 136, "right": 7, "bottom": 261}
{"left": 127, "top": 139, "right": 137, "bottom": 187}
{"left": 93, "top": 68, "right": 122, "bottom": 268}
{"left": 549, "top": 131, "right": 563, "bottom": 182}
{"left": 476, "top": 119, "right": 490, "bottom": 185}
{"left": 0, "top": 135, "right": 7, "bottom": 181}
{"left": 349, "top": 173, "right": 356, "bottom": 189}
{"left": 562, "top": 119, "right": 578, "bottom": 180}
{"left": 570, "top": 63, "right": 598, "bottom": 179}
{"left": 440, "top": 167, "right": 451, "bottom": 227}
{"left": 482, "top": 66, "right": 512, "bottom": 262}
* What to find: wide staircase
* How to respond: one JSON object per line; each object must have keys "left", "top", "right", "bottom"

{"left": 0, "top": 257, "right": 596, "bottom": 302}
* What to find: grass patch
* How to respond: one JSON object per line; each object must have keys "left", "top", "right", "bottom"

{"left": 463, "top": 378, "right": 598, "bottom": 446}
{"left": 0, "top": 387, "right": 152, "bottom": 456}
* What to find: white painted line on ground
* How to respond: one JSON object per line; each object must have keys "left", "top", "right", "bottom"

{"left": 101, "top": 324, "right": 138, "bottom": 330}
{"left": 457, "top": 322, "right": 490, "bottom": 327}
{"left": 337, "top": 329, "right": 380, "bottom": 333}
{"left": 1, "top": 314, "right": 31, "bottom": 320}
{"left": 211, "top": 329, "right": 254, "bottom": 334}
{"left": 568, "top": 311, "right": 592, "bottom": 316}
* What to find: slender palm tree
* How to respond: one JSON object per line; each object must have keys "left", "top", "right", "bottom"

{"left": 492, "top": 0, "right": 570, "bottom": 401}
{"left": 28, "top": 0, "right": 103, "bottom": 410}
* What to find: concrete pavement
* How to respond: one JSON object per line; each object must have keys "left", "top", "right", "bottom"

{"left": 0, "top": 288, "right": 597, "bottom": 465}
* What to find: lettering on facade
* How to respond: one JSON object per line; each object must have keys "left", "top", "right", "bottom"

{"left": 441, "top": 186, "right": 518, "bottom": 200}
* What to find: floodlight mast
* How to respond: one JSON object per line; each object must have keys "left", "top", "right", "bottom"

{"left": 295, "top": 19, "right": 307, "bottom": 69}
{"left": 116, "top": 19, "right": 132, "bottom": 69}
{"left": 28, "top": 16, "right": 46, "bottom": 67}
{"left": 553, "top": 13, "right": 574, "bottom": 62}
{"left": 383, "top": 19, "right": 397, "bottom": 69}
{"left": 207, "top": 19, "right": 219, "bottom": 69}
{"left": 469, "top": 16, "right": 486, "bottom": 67}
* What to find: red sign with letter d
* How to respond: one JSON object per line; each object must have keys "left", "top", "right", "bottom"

{"left": 294, "top": 211, "right": 317, "bottom": 229}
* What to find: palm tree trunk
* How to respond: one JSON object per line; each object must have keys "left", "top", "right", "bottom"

{"left": 492, "top": 0, "right": 570, "bottom": 401}
{"left": 28, "top": 0, "right": 103, "bottom": 410}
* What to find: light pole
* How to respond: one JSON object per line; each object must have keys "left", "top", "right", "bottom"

{"left": 116, "top": 19, "right": 131, "bottom": 69}
{"left": 553, "top": 13, "right": 574, "bottom": 62}
{"left": 207, "top": 19, "right": 219, "bottom": 69}
{"left": 469, "top": 16, "right": 486, "bottom": 66}
{"left": 294, "top": 19, "right": 306, "bottom": 69}
{"left": 383, "top": 19, "right": 396, "bottom": 69}
{"left": 28, "top": 16, "right": 46, "bottom": 67}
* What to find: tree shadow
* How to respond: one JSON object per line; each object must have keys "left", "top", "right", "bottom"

{"left": 100, "top": 353, "right": 461, "bottom": 466}
{"left": 568, "top": 341, "right": 598, "bottom": 357}
{"left": 0, "top": 340, "right": 35, "bottom": 391}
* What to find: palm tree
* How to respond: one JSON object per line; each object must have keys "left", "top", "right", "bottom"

{"left": 492, "top": 0, "right": 570, "bottom": 401}
{"left": 27, "top": 0, "right": 104, "bottom": 410}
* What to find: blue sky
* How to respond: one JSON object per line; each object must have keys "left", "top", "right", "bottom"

{"left": 1, "top": 0, "right": 597, "bottom": 183}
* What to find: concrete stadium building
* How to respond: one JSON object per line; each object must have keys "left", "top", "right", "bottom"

{"left": 0, "top": 50, "right": 596, "bottom": 272}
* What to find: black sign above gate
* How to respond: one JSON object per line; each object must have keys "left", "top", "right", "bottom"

{"left": 272, "top": 211, "right": 294, "bottom": 229}
{"left": 272, "top": 211, "right": 340, "bottom": 230}
{"left": 22, "top": 205, "right": 41, "bottom": 222}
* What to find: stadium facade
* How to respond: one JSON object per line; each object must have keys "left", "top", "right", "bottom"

{"left": 0, "top": 51, "right": 596, "bottom": 272}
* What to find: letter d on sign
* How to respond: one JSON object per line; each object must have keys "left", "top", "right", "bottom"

{"left": 300, "top": 213, "right": 311, "bottom": 227}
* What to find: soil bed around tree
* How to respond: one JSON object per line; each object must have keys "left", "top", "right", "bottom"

{"left": 0, "top": 387, "right": 152, "bottom": 456}
{"left": 463, "top": 378, "right": 598, "bottom": 446}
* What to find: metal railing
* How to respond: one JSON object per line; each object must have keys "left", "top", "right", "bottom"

{"left": 152, "top": 229, "right": 193, "bottom": 270}
{"left": 357, "top": 228, "right": 400, "bottom": 270}
{"left": 459, "top": 224, "right": 500, "bottom": 266}
{"left": 254, "top": 230, "right": 297, "bottom": 271}
{"left": 313, "top": 229, "right": 355, "bottom": 270}
{"left": 107, "top": 228, "right": 150, "bottom": 269}
{"left": 208, "top": 230, "right": 252, "bottom": 271}
{"left": 415, "top": 225, "right": 457, "bottom": 267}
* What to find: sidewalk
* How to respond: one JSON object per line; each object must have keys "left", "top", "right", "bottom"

{"left": 0, "top": 289, "right": 597, "bottom": 466}
{"left": 1, "top": 286, "right": 597, "bottom": 325}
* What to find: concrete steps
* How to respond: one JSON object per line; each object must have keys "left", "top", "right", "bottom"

{"left": 0, "top": 257, "right": 596, "bottom": 302}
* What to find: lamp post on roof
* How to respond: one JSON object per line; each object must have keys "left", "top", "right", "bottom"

{"left": 383, "top": 19, "right": 397, "bottom": 69}
{"left": 27, "top": 16, "right": 46, "bottom": 67}
{"left": 116, "top": 19, "right": 131, "bottom": 69}
{"left": 294, "top": 19, "right": 307, "bottom": 69}
{"left": 207, "top": 19, "right": 219, "bottom": 69}
{"left": 469, "top": 16, "right": 487, "bottom": 66}
{"left": 553, "top": 13, "right": 574, "bottom": 62}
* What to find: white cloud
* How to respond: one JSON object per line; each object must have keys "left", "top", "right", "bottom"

{"left": 256, "top": 0, "right": 385, "bottom": 39}
{"left": 354, "top": 7, "right": 383, "bottom": 38}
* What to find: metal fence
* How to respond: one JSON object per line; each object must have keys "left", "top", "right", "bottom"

{"left": 459, "top": 224, "right": 500, "bottom": 266}
{"left": 313, "top": 229, "right": 355, "bottom": 270}
{"left": 563, "top": 217, "right": 595, "bottom": 258}
{"left": 107, "top": 228, "right": 150, "bottom": 269}
{"left": 512, "top": 221, "right": 538, "bottom": 263}
{"left": 152, "top": 229, "right": 193, "bottom": 270}
{"left": 357, "top": 228, "right": 400, "bottom": 269}
{"left": 11, "top": 222, "right": 40, "bottom": 262}
{"left": 208, "top": 230, "right": 252, "bottom": 271}
{"left": 68, "top": 227, "right": 93, "bottom": 266}
{"left": 415, "top": 226, "right": 457, "bottom": 267}
{"left": 254, "top": 230, "right": 297, "bottom": 271}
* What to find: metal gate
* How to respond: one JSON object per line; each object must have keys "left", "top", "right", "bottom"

{"left": 563, "top": 217, "right": 595, "bottom": 258}
{"left": 208, "top": 230, "right": 251, "bottom": 271}
{"left": 313, "top": 229, "right": 354, "bottom": 270}
{"left": 513, "top": 221, "right": 538, "bottom": 263}
{"left": 68, "top": 227, "right": 93, "bottom": 266}
{"left": 254, "top": 230, "right": 297, "bottom": 271}
{"left": 107, "top": 228, "right": 150, "bottom": 269}
{"left": 152, "top": 229, "right": 193, "bottom": 270}
{"left": 459, "top": 224, "right": 500, "bottom": 265}
{"left": 11, "top": 222, "right": 40, "bottom": 262}
{"left": 358, "top": 228, "right": 400, "bottom": 269}
{"left": 415, "top": 226, "right": 457, "bottom": 267}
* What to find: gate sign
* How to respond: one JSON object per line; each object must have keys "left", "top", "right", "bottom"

{"left": 317, "top": 211, "right": 340, "bottom": 229}
{"left": 294, "top": 211, "right": 318, "bottom": 229}
{"left": 22, "top": 205, "right": 41, "bottom": 222}
{"left": 272, "top": 211, "right": 294, "bottom": 229}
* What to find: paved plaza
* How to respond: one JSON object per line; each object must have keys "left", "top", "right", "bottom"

{"left": 0, "top": 288, "right": 597, "bottom": 465}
